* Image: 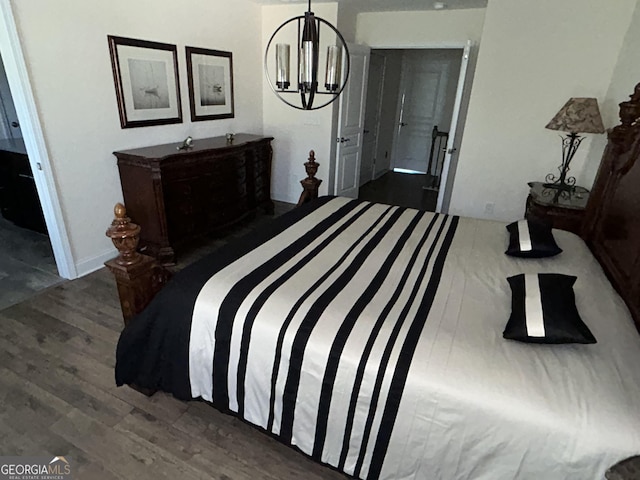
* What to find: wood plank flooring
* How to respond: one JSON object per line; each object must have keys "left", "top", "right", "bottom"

{"left": 359, "top": 171, "right": 438, "bottom": 211}
{"left": 0, "top": 216, "right": 62, "bottom": 310}
{"left": 0, "top": 204, "right": 344, "bottom": 479}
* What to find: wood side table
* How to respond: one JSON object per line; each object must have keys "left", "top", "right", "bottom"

{"left": 525, "top": 181, "right": 589, "bottom": 236}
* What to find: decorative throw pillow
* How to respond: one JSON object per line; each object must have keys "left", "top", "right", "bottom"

{"left": 505, "top": 219, "right": 562, "bottom": 258}
{"left": 503, "top": 273, "right": 596, "bottom": 344}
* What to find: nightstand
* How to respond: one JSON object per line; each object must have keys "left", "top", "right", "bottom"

{"left": 525, "top": 181, "right": 589, "bottom": 236}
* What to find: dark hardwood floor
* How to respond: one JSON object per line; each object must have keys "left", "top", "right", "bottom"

{"left": 358, "top": 171, "right": 438, "bottom": 211}
{"left": 0, "top": 203, "right": 344, "bottom": 479}
{"left": 0, "top": 216, "right": 62, "bottom": 310}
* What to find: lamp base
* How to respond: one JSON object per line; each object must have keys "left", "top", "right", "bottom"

{"left": 544, "top": 132, "right": 583, "bottom": 194}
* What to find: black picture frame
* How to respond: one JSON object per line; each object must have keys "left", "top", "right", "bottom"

{"left": 185, "top": 46, "right": 235, "bottom": 121}
{"left": 108, "top": 35, "right": 182, "bottom": 129}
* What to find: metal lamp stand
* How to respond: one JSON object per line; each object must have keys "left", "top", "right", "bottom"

{"left": 543, "top": 132, "right": 584, "bottom": 192}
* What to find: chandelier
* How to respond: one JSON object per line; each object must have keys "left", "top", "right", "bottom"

{"left": 264, "top": 0, "right": 350, "bottom": 110}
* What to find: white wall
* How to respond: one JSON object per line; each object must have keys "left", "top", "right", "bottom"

{"left": 262, "top": 3, "right": 339, "bottom": 204}
{"left": 580, "top": 0, "right": 640, "bottom": 188}
{"left": 337, "top": 2, "right": 358, "bottom": 44}
{"left": 356, "top": 9, "right": 486, "bottom": 48}
{"left": 12, "top": 0, "right": 264, "bottom": 275}
{"left": 448, "top": 0, "right": 636, "bottom": 222}
{"left": 13, "top": 0, "right": 639, "bottom": 276}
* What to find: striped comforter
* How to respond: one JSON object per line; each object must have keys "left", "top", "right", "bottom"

{"left": 116, "top": 196, "right": 640, "bottom": 480}
{"left": 189, "top": 197, "right": 457, "bottom": 479}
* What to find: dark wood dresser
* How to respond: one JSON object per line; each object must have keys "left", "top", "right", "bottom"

{"left": 114, "top": 134, "right": 273, "bottom": 265}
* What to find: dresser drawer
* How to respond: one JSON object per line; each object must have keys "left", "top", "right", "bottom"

{"left": 115, "top": 135, "right": 273, "bottom": 265}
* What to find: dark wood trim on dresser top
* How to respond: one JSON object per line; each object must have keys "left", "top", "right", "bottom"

{"left": 114, "top": 134, "right": 274, "bottom": 265}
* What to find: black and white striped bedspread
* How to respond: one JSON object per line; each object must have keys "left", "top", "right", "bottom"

{"left": 189, "top": 197, "right": 459, "bottom": 479}
{"left": 117, "top": 196, "right": 640, "bottom": 480}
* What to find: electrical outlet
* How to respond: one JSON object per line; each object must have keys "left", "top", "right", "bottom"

{"left": 484, "top": 202, "right": 494, "bottom": 215}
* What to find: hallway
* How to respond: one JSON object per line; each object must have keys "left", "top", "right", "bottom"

{"left": 358, "top": 172, "right": 438, "bottom": 211}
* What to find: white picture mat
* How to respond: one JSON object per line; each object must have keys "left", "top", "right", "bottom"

{"left": 191, "top": 52, "right": 232, "bottom": 117}
{"left": 117, "top": 44, "right": 179, "bottom": 122}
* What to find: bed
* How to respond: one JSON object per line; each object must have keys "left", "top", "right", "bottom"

{"left": 109, "top": 84, "right": 640, "bottom": 479}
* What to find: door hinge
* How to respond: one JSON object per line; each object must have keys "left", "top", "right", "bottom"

{"left": 36, "top": 162, "right": 43, "bottom": 171}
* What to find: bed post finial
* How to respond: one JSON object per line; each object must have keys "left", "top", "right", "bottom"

{"left": 106, "top": 203, "right": 142, "bottom": 266}
{"left": 297, "top": 150, "right": 323, "bottom": 207}
{"left": 105, "top": 203, "right": 172, "bottom": 326}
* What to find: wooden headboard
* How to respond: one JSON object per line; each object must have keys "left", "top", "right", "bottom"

{"left": 583, "top": 82, "right": 640, "bottom": 332}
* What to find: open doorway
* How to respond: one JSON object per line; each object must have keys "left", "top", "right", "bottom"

{"left": 0, "top": 54, "right": 62, "bottom": 309}
{"left": 358, "top": 48, "right": 464, "bottom": 211}
{"left": 0, "top": 0, "right": 75, "bottom": 284}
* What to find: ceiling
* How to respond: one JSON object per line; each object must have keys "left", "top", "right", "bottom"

{"left": 252, "top": 0, "right": 487, "bottom": 13}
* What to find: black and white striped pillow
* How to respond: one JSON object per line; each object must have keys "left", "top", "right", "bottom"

{"left": 505, "top": 220, "right": 562, "bottom": 258}
{"left": 503, "top": 273, "right": 596, "bottom": 344}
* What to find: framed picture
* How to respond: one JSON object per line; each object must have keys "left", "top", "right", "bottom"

{"left": 108, "top": 35, "right": 182, "bottom": 128}
{"left": 186, "top": 47, "right": 234, "bottom": 121}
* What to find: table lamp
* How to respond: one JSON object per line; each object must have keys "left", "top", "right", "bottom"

{"left": 544, "top": 97, "right": 605, "bottom": 191}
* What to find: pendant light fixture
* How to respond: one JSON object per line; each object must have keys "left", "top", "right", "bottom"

{"left": 264, "top": 0, "right": 350, "bottom": 110}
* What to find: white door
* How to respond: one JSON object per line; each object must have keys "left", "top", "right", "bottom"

{"left": 392, "top": 51, "right": 452, "bottom": 173}
{"left": 360, "top": 53, "right": 385, "bottom": 186}
{"left": 334, "top": 43, "right": 370, "bottom": 198}
{"left": 436, "top": 41, "right": 472, "bottom": 212}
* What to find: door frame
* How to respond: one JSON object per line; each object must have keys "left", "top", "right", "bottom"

{"left": 436, "top": 40, "right": 471, "bottom": 213}
{"left": 363, "top": 41, "right": 473, "bottom": 213}
{"left": 0, "top": 0, "right": 76, "bottom": 278}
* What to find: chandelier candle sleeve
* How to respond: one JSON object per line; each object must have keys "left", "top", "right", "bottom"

{"left": 276, "top": 44, "right": 290, "bottom": 90}
{"left": 325, "top": 45, "right": 341, "bottom": 91}
{"left": 301, "top": 40, "right": 314, "bottom": 89}
{"left": 300, "top": 12, "right": 318, "bottom": 91}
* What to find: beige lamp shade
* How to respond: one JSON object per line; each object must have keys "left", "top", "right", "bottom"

{"left": 545, "top": 97, "right": 605, "bottom": 134}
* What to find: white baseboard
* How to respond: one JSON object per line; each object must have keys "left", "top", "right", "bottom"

{"left": 74, "top": 248, "right": 117, "bottom": 278}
